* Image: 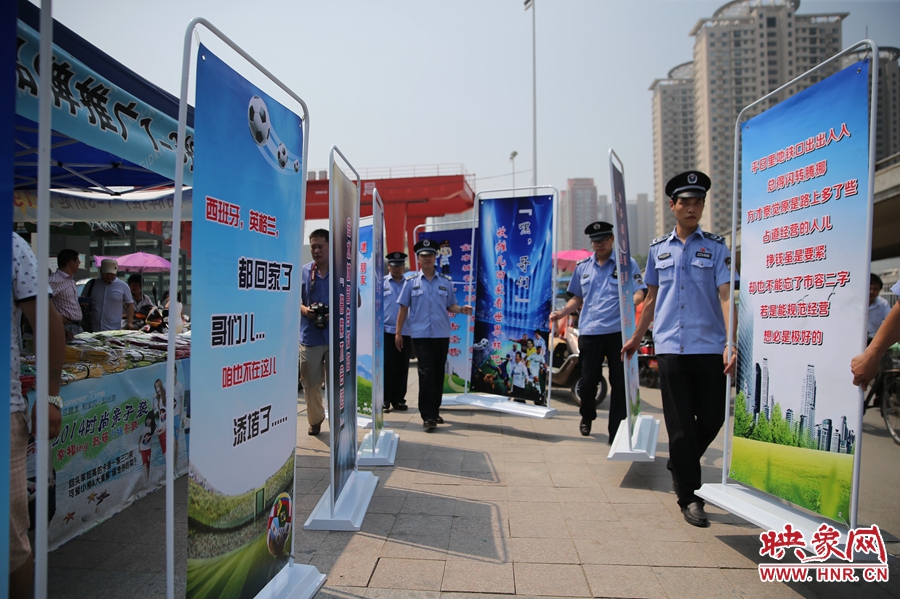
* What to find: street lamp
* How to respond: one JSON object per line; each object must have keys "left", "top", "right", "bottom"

{"left": 524, "top": 0, "right": 536, "bottom": 186}
{"left": 509, "top": 151, "right": 518, "bottom": 188}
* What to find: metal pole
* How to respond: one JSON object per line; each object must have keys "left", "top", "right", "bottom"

{"left": 35, "top": 2, "right": 53, "bottom": 597}
{"left": 531, "top": 0, "right": 537, "bottom": 186}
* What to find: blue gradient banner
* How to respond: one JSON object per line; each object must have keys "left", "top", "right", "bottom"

{"left": 470, "top": 195, "right": 553, "bottom": 402}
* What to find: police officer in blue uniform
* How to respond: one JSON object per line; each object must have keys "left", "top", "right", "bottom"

{"left": 550, "top": 221, "right": 647, "bottom": 441}
{"left": 383, "top": 251, "right": 411, "bottom": 412}
{"left": 623, "top": 171, "right": 737, "bottom": 528}
{"left": 396, "top": 239, "right": 473, "bottom": 430}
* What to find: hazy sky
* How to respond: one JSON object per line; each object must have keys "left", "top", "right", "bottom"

{"left": 42, "top": 1, "right": 900, "bottom": 205}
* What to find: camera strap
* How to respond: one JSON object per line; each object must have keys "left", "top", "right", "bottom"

{"left": 309, "top": 262, "right": 318, "bottom": 298}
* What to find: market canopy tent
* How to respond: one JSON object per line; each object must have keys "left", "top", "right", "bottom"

{"left": 14, "top": 0, "right": 193, "bottom": 194}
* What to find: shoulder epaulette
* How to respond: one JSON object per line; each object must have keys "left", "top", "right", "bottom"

{"left": 440, "top": 273, "right": 453, "bottom": 281}
{"left": 576, "top": 256, "right": 592, "bottom": 265}
{"left": 404, "top": 272, "right": 417, "bottom": 280}
{"left": 650, "top": 233, "right": 672, "bottom": 247}
{"left": 701, "top": 231, "right": 726, "bottom": 244}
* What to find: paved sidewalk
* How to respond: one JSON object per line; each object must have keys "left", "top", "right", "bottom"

{"left": 46, "top": 364, "right": 900, "bottom": 598}
{"left": 296, "top": 374, "right": 900, "bottom": 599}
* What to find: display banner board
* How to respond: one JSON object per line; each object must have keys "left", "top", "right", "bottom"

{"left": 330, "top": 158, "right": 359, "bottom": 507}
{"left": 470, "top": 195, "right": 553, "bottom": 403}
{"left": 358, "top": 221, "right": 375, "bottom": 418}
{"left": 188, "top": 46, "right": 303, "bottom": 599}
{"left": 1, "top": 0, "right": 16, "bottom": 576}
{"left": 14, "top": 19, "right": 194, "bottom": 185}
{"left": 609, "top": 161, "right": 642, "bottom": 437}
{"left": 416, "top": 227, "right": 476, "bottom": 393}
{"left": 732, "top": 60, "right": 871, "bottom": 523}
{"left": 40, "top": 361, "right": 189, "bottom": 550}
{"left": 372, "top": 200, "right": 385, "bottom": 439}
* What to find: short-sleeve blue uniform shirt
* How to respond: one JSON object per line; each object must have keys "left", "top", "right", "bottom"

{"left": 644, "top": 227, "right": 735, "bottom": 355}
{"left": 566, "top": 253, "right": 647, "bottom": 336}
{"left": 383, "top": 274, "right": 410, "bottom": 335}
{"left": 397, "top": 271, "right": 457, "bottom": 339}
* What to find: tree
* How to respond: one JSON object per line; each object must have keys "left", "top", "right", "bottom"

{"left": 633, "top": 254, "right": 647, "bottom": 270}
{"left": 750, "top": 409, "right": 773, "bottom": 443}
{"left": 770, "top": 403, "right": 795, "bottom": 446}
{"left": 733, "top": 391, "right": 754, "bottom": 438}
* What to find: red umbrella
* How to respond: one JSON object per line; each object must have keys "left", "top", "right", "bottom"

{"left": 93, "top": 252, "right": 171, "bottom": 273}
{"left": 554, "top": 249, "right": 592, "bottom": 272}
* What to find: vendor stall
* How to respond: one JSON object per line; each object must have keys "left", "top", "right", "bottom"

{"left": 21, "top": 331, "right": 191, "bottom": 550}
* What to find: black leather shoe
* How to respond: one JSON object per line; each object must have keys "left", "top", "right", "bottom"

{"left": 393, "top": 403, "right": 409, "bottom": 411}
{"left": 383, "top": 405, "right": 392, "bottom": 413}
{"left": 308, "top": 423, "right": 321, "bottom": 436}
{"left": 579, "top": 419, "right": 591, "bottom": 436}
{"left": 423, "top": 419, "right": 437, "bottom": 430}
{"left": 435, "top": 416, "right": 444, "bottom": 424}
{"left": 682, "top": 502, "right": 710, "bottom": 528}
{"left": 534, "top": 399, "right": 547, "bottom": 407}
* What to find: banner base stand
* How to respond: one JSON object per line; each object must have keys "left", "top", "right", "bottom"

{"left": 697, "top": 482, "right": 850, "bottom": 543}
{"left": 255, "top": 559, "right": 326, "bottom": 599}
{"left": 607, "top": 414, "right": 660, "bottom": 462}
{"left": 303, "top": 471, "right": 378, "bottom": 531}
{"left": 357, "top": 430, "right": 399, "bottom": 466}
{"left": 441, "top": 393, "right": 557, "bottom": 419}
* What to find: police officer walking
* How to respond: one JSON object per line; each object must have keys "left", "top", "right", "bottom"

{"left": 383, "top": 251, "right": 411, "bottom": 412}
{"left": 396, "top": 239, "right": 473, "bottom": 430}
{"left": 623, "top": 171, "right": 737, "bottom": 528}
{"left": 550, "top": 221, "right": 646, "bottom": 441}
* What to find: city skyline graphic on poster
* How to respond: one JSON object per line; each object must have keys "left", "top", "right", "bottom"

{"left": 188, "top": 46, "right": 303, "bottom": 598}
{"left": 731, "top": 59, "right": 871, "bottom": 522}
{"left": 470, "top": 195, "right": 554, "bottom": 403}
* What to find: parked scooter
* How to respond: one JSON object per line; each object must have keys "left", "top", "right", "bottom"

{"left": 550, "top": 324, "right": 607, "bottom": 407}
{"left": 637, "top": 329, "right": 659, "bottom": 389}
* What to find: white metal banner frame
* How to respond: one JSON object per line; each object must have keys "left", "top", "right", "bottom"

{"left": 700, "top": 39, "right": 880, "bottom": 541}
{"left": 171, "top": 17, "right": 321, "bottom": 599}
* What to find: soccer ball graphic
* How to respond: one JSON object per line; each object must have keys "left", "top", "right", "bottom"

{"left": 247, "top": 96, "right": 270, "bottom": 147}
{"left": 266, "top": 492, "right": 292, "bottom": 556}
{"left": 293, "top": 159, "right": 300, "bottom": 173}
{"left": 276, "top": 143, "right": 288, "bottom": 169}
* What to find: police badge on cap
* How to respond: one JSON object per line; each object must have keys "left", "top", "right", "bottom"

{"left": 665, "top": 170, "right": 711, "bottom": 199}
{"left": 414, "top": 239, "right": 438, "bottom": 255}
{"left": 386, "top": 251, "right": 407, "bottom": 265}
{"left": 584, "top": 221, "right": 613, "bottom": 241}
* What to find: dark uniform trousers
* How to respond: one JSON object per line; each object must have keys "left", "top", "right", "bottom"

{"left": 384, "top": 332, "right": 411, "bottom": 408}
{"left": 657, "top": 354, "right": 726, "bottom": 507}
{"left": 578, "top": 332, "right": 626, "bottom": 441}
{"left": 412, "top": 337, "right": 450, "bottom": 421}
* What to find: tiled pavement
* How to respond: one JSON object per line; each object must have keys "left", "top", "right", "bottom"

{"left": 47, "top": 365, "right": 900, "bottom": 598}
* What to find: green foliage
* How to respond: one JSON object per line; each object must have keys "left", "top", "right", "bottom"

{"left": 730, "top": 437, "right": 852, "bottom": 521}
{"left": 733, "top": 392, "right": 754, "bottom": 438}
{"left": 770, "top": 403, "right": 796, "bottom": 446}
{"left": 357, "top": 376, "right": 372, "bottom": 415}
{"left": 750, "top": 409, "right": 773, "bottom": 443}
{"left": 633, "top": 254, "right": 648, "bottom": 270}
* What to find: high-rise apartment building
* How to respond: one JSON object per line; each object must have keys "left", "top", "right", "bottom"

{"left": 558, "top": 190, "right": 572, "bottom": 251}
{"left": 651, "top": 0, "right": 848, "bottom": 237}
{"left": 567, "top": 178, "right": 598, "bottom": 249}
{"left": 842, "top": 46, "right": 900, "bottom": 163}
{"left": 650, "top": 62, "right": 695, "bottom": 237}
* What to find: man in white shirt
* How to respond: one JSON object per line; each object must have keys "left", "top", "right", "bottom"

{"left": 49, "top": 249, "right": 83, "bottom": 338}
{"left": 86, "top": 259, "right": 134, "bottom": 331}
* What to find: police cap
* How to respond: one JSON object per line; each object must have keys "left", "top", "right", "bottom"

{"left": 386, "top": 251, "right": 407, "bottom": 266}
{"left": 584, "top": 221, "right": 614, "bottom": 241}
{"left": 665, "top": 171, "right": 711, "bottom": 199}
{"left": 413, "top": 238, "right": 438, "bottom": 255}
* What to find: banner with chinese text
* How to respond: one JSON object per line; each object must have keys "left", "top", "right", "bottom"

{"left": 610, "top": 162, "right": 642, "bottom": 430}
{"left": 372, "top": 203, "right": 385, "bottom": 436}
{"left": 329, "top": 159, "right": 359, "bottom": 506}
{"left": 189, "top": 47, "right": 303, "bottom": 599}
{"left": 732, "top": 60, "right": 871, "bottom": 523}
{"left": 42, "top": 361, "right": 189, "bottom": 550}
{"left": 416, "top": 227, "right": 476, "bottom": 393}
{"left": 358, "top": 222, "right": 375, "bottom": 417}
{"left": 470, "top": 196, "right": 553, "bottom": 402}
{"left": 14, "top": 20, "right": 194, "bottom": 184}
